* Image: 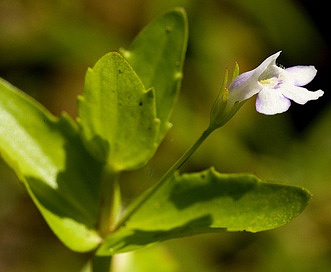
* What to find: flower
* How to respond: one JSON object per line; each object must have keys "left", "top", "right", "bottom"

{"left": 228, "top": 51, "right": 324, "bottom": 115}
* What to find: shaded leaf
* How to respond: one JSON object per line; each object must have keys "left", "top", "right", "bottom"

{"left": 121, "top": 8, "right": 188, "bottom": 143}
{"left": 98, "top": 168, "right": 310, "bottom": 255}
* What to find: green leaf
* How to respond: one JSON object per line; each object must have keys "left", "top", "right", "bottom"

{"left": 121, "top": 8, "right": 188, "bottom": 143}
{"left": 97, "top": 168, "right": 310, "bottom": 255}
{"left": 78, "top": 52, "right": 160, "bottom": 171}
{"left": 0, "top": 78, "right": 103, "bottom": 252}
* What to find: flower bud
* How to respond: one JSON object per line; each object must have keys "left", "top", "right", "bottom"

{"left": 209, "top": 63, "right": 245, "bottom": 130}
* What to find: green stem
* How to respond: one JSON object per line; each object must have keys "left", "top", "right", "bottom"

{"left": 91, "top": 255, "right": 112, "bottom": 272}
{"left": 114, "top": 126, "right": 215, "bottom": 231}
{"left": 98, "top": 167, "right": 121, "bottom": 237}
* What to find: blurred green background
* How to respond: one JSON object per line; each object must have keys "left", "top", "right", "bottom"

{"left": 0, "top": 0, "right": 330, "bottom": 271}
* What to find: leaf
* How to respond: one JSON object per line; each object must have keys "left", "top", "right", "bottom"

{"left": 121, "top": 8, "right": 188, "bottom": 143}
{"left": 78, "top": 52, "right": 160, "bottom": 171}
{"left": 97, "top": 168, "right": 310, "bottom": 255}
{"left": 0, "top": 78, "right": 103, "bottom": 252}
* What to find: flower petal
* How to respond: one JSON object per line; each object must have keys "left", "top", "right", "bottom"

{"left": 259, "top": 64, "right": 284, "bottom": 81}
{"left": 256, "top": 87, "right": 291, "bottom": 115}
{"left": 284, "top": 66, "right": 317, "bottom": 86}
{"left": 281, "top": 85, "right": 324, "bottom": 104}
{"left": 228, "top": 76, "right": 262, "bottom": 103}
{"left": 228, "top": 70, "right": 255, "bottom": 91}
{"left": 228, "top": 51, "right": 281, "bottom": 102}
{"left": 252, "top": 51, "right": 281, "bottom": 78}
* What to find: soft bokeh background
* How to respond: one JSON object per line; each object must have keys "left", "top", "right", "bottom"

{"left": 0, "top": 0, "right": 330, "bottom": 271}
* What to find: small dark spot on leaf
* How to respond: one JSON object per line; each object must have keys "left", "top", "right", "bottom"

{"left": 165, "top": 26, "right": 172, "bottom": 33}
{"left": 118, "top": 69, "right": 123, "bottom": 74}
{"left": 139, "top": 101, "right": 143, "bottom": 106}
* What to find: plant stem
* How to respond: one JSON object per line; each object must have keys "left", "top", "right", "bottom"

{"left": 114, "top": 126, "right": 215, "bottom": 231}
{"left": 98, "top": 167, "right": 121, "bottom": 237}
{"left": 91, "top": 255, "right": 112, "bottom": 272}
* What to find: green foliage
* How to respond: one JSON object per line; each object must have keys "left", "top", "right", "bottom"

{"left": 98, "top": 168, "right": 310, "bottom": 255}
{"left": 0, "top": 78, "right": 102, "bottom": 252}
{"left": 78, "top": 52, "right": 160, "bottom": 170}
{"left": 121, "top": 7, "right": 188, "bottom": 143}
{"left": 0, "top": 8, "right": 191, "bottom": 254}
{"left": 0, "top": 7, "right": 313, "bottom": 270}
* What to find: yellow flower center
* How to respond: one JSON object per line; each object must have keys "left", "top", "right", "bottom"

{"left": 259, "top": 77, "right": 281, "bottom": 89}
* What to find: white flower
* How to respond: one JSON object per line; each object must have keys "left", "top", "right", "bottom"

{"left": 228, "top": 51, "right": 324, "bottom": 115}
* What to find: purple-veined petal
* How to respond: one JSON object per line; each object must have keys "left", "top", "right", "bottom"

{"left": 281, "top": 85, "right": 324, "bottom": 104}
{"left": 284, "top": 66, "right": 317, "bottom": 86}
{"left": 256, "top": 87, "right": 291, "bottom": 115}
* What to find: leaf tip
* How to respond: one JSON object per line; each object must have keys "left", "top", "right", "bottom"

{"left": 172, "top": 7, "right": 187, "bottom": 18}
{"left": 119, "top": 47, "right": 131, "bottom": 59}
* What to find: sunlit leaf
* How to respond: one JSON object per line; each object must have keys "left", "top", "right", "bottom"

{"left": 0, "top": 78, "right": 102, "bottom": 252}
{"left": 78, "top": 52, "right": 160, "bottom": 171}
